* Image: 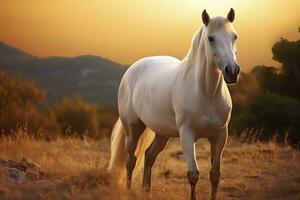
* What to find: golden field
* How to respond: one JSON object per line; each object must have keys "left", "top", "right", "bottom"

{"left": 0, "top": 130, "right": 299, "bottom": 200}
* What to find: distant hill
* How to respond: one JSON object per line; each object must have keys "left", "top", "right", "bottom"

{"left": 0, "top": 42, "right": 38, "bottom": 66}
{"left": 0, "top": 42, "right": 127, "bottom": 107}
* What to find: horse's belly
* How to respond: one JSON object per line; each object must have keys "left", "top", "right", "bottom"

{"left": 135, "top": 97, "right": 179, "bottom": 136}
{"left": 142, "top": 115, "right": 179, "bottom": 137}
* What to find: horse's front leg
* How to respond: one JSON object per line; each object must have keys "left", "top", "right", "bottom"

{"left": 180, "top": 128, "right": 199, "bottom": 200}
{"left": 209, "top": 128, "right": 228, "bottom": 200}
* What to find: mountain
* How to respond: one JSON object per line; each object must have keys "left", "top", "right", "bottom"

{"left": 0, "top": 42, "right": 38, "bottom": 66}
{"left": 0, "top": 42, "right": 127, "bottom": 106}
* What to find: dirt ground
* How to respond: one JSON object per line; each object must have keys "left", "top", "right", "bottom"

{"left": 0, "top": 132, "right": 300, "bottom": 200}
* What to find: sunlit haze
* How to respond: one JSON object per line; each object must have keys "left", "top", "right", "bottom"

{"left": 1, "top": 0, "right": 299, "bottom": 71}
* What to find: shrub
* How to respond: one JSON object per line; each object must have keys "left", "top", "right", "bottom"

{"left": 232, "top": 92, "right": 300, "bottom": 147}
{"left": 0, "top": 71, "right": 53, "bottom": 134}
{"left": 50, "top": 97, "right": 102, "bottom": 138}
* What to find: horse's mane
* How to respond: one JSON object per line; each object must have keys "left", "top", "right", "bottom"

{"left": 182, "top": 17, "right": 228, "bottom": 72}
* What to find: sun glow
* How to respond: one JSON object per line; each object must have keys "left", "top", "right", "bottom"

{"left": 0, "top": 0, "right": 300, "bottom": 71}
{"left": 181, "top": 0, "right": 245, "bottom": 13}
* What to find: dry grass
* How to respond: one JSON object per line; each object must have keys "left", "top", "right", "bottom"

{"left": 0, "top": 130, "right": 300, "bottom": 200}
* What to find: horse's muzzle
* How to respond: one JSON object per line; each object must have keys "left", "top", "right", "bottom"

{"left": 224, "top": 64, "right": 240, "bottom": 84}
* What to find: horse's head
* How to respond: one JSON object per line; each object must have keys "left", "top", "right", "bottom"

{"left": 202, "top": 8, "right": 240, "bottom": 84}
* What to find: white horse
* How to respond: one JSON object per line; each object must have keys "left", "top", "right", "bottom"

{"left": 109, "top": 9, "right": 240, "bottom": 200}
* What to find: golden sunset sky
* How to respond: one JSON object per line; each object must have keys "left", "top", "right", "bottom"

{"left": 1, "top": 0, "right": 299, "bottom": 71}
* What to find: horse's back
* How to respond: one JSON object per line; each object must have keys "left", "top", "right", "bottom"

{"left": 125, "top": 56, "right": 180, "bottom": 80}
{"left": 120, "top": 56, "right": 180, "bottom": 93}
{"left": 118, "top": 56, "right": 180, "bottom": 135}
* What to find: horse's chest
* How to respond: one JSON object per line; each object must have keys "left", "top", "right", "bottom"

{"left": 189, "top": 103, "right": 232, "bottom": 136}
{"left": 194, "top": 113, "right": 224, "bottom": 130}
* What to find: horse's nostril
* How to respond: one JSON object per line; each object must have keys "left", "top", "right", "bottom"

{"left": 236, "top": 65, "right": 240, "bottom": 74}
{"left": 225, "top": 66, "right": 229, "bottom": 73}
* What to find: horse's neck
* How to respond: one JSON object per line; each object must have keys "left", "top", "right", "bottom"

{"left": 197, "top": 56, "right": 224, "bottom": 101}
{"left": 183, "top": 39, "right": 225, "bottom": 102}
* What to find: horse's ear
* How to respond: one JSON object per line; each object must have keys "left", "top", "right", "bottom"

{"left": 227, "top": 8, "right": 235, "bottom": 22}
{"left": 202, "top": 9, "right": 210, "bottom": 26}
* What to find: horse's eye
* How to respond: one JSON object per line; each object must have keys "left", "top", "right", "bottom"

{"left": 208, "top": 36, "right": 214, "bottom": 42}
{"left": 233, "top": 34, "right": 238, "bottom": 40}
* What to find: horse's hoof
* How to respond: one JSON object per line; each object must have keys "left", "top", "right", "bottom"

{"left": 141, "top": 189, "right": 151, "bottom": 199}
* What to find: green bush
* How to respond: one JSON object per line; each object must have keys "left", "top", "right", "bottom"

{"left": 50, "top": 97, "right": 105, "bottom": 138}
{"left": 0, "top": 71, "right": 56, "bottom": 134}
{"left": 232, "top": 92, "right": 300, "bottom": 147}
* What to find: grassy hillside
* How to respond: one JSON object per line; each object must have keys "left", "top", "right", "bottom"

{"left": 0, "top": 131, "right": 299, "bottom": 200}
{"left": 0, "top": 42, "right": 126, "bottom": 106}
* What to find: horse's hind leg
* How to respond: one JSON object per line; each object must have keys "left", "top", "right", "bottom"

{"left": 142, "top": 134, "right": 169, "bottom": 192}
{"left": 123, "top": 119, "right": 146, "bottom": 188}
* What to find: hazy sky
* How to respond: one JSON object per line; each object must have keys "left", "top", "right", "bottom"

{"left": 1, "top": 0, "right": 299, "bottom": 71}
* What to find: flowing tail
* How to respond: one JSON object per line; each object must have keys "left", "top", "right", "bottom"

{"left": 108, "top": 118, "right": 154, "bottom": 182}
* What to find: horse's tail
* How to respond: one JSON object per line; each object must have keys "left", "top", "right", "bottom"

{"left": 108, "top": 118, "right": 126, "bottom": 179}
{"left": 108, "top": 118, "right": 154, "bottom": 182}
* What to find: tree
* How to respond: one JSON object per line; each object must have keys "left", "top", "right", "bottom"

{"left": 272, "top": 37, "right": 300, "bottom": 98}
{"left": 251, "top": 65, "right": 279, "bottom": 93}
